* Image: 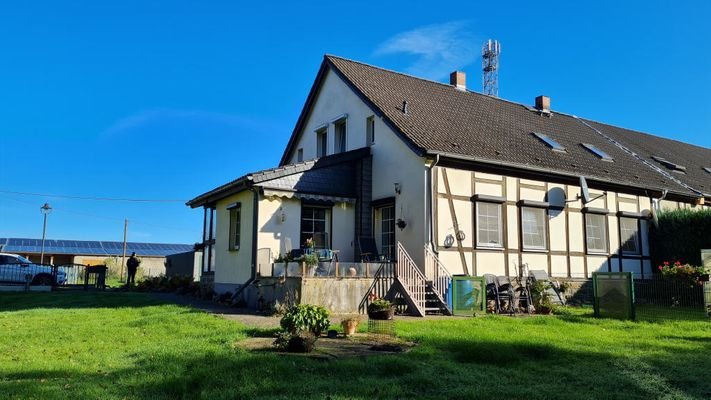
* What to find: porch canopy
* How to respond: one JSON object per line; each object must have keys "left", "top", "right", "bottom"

{"left": 187, "top": 147, "right": 368, "bottom": 208}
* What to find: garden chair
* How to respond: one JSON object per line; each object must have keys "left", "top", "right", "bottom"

{"left": 357, "top": 237, "right": 380, "bottom": 262}
{"left": 496, "top": 275, "right": 517, "bottom": 314}
{"left": 484, "top": 274, "right": 508, "bottom": 314}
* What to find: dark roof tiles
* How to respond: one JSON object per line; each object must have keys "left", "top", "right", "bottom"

{"left": 325, "top": 55, "right": 707, "bottom": 197}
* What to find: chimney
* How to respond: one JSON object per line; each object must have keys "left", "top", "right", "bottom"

{"left": 535, "top": 95, "right": 551, "bottom": 113}
{"left": 450, "top": 71, "right": 466, "bottom": 90}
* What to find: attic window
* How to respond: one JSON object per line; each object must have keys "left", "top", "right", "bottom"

{"left": 651, "top": 156, "right": 687, "bottom": 173}
{"left": 581, "top": 143, "right": 613, "bottom": 162}
{"left": 531, "top": 132, "right": 566, "bottom": 152}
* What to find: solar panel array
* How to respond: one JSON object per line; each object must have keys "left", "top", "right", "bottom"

{"left": 0, "top": 238, "right": 194, "bottom": 257}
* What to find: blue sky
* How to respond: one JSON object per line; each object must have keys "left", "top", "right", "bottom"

{"left": 1, "top": 1, "right": 709, "bottom": 245}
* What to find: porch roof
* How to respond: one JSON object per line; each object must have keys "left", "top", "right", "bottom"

{"left": 186, "top": 147, "right": 369, "bottom": 208}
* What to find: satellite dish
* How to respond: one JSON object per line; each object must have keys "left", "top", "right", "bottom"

{"left": 579, "top": 176, "right": 592, "bottom": 204}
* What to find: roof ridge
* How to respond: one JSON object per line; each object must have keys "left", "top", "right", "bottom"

{"left": 326, "top": 54, "right": 559, "bottom": 115}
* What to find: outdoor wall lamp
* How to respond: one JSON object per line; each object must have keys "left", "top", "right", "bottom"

{"left": 396, "top": 218, "right": 407, "bottom": 230}
{"left": 394, "top": 182, "right": 401, "bottom": 195}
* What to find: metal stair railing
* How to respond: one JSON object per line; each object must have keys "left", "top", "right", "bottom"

{"left": 358, "top": 262, "right": 396, "bottom": 314}
{"left": 395, "top": 242, "right": 426, "bottom": 316}
{"left": 424, "top": 244, "right": 453, "bottom": 311}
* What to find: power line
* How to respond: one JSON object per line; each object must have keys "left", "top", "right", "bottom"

{"left": 0, "top": 189, "right": 188, "bottom": 203}
{"left": 0, "top": 195, "right": 200, "bottom": 234}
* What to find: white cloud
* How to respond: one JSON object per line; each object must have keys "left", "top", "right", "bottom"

{"left": 374, "top": 21, "right": 479, "bottom": 80}
{"left": 100, "top": 108, "right": 283, "bottom": 139}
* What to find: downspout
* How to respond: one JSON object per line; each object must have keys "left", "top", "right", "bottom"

{"left": 427, "top": 154, "right": 440, "bottom": 253}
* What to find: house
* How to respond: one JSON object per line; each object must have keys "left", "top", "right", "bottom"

{"left": 0, "top": 237, "right": 196, "bottom": 277}
{"left": 187, "top": 55, "right": 711, "bottom": 314}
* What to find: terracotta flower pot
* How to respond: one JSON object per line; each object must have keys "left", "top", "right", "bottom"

{"left": 341, "top": 319, "right": 359, "bottom": 336}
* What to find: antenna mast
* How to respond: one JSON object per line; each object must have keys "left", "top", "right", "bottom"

{"left": 482, "top": 39, "right": 501, "bottom": 97}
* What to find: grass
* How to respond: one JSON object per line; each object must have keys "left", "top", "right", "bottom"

{"left": 1, "top": 292, "right": 709, "bottom": 399}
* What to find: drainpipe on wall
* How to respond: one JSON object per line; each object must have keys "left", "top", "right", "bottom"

{"left": 426, "top": 154, "right": 440, "bottom": 253}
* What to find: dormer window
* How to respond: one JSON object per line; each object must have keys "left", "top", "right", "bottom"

{"left": 581, "top": 143, "right": 613, "bottom": 162}
{"left": 531, "top": 132, "right": 566, "bottom": 152}
{"left": 651, "top": 156, "right": 686, "bottom": 173}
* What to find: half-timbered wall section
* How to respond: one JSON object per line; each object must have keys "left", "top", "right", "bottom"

{"left": 433, "top": 166, "right": 655, "bottom": 279}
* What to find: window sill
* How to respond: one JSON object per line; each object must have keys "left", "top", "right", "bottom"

{"left": 229, "top": 247, "right": 240, "bottom": 252}
{"left": 475, "top": 246, "right": 505, "bottom": 251}
{"left": 521, "top": 248, "right": 549, "bottom": 253}
{"left": 586, "top": 251, "right": 609, "bottom": 256}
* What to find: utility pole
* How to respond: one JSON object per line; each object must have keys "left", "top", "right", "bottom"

{"left": 121, "top": 219, "right": 128, "bottom": 282}
{"left": 40, "top": 203, "right": 52, "bottom": 264}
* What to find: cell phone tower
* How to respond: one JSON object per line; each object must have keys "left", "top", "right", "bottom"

{"left": 482, "top": 39, "right": 501, "bottom": 97}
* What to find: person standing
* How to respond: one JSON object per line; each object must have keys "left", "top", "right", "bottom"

{"left": 126, "top": 252, "right": 140, "bottom": 286}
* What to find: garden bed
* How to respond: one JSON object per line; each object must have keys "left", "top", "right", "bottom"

{"left": 234, "top": 334, "right": 415, "bottom": 359}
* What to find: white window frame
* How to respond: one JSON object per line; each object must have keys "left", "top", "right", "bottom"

{"left": 521, "top": 207, "right": 547, "bottom": 250}
{"left": 228, "top": 203, "right": 241, "bottom": 251}
{"left": 366, "top": 116, "right": 375, "bottom": 146}
{"left": 316, "top": 128, "right": 327, "bottom": 158}
{"left": 619, "top": 217, "right": 640, "bottom": 255}
{"left": 300, "top": 205, "right": 331, "bottom": 249}
{"left": 585, "top": 212, "right": 608, "bottom": 254}
{"left": 334, "top": 119, "right": 347, "bottom": 153}
{"left": 476, "top": 202, "right": 503, "bottom": 248}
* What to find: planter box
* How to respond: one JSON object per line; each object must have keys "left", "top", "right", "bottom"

{"left": 368, "top": 307, "right": 395, "bottom": 320}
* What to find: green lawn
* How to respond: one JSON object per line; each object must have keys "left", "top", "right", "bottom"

{"left": 1, "top": 292, "right": 709, "bottom": 399}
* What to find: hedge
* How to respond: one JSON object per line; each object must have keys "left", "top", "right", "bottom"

{"left": 650, "top": 208, "right": 711, "bottom": 267}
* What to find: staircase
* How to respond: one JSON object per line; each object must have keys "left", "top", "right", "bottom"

{"left": 424, "top": 245, "right": 452, "bottom": 315}
{"left": 360, "top": 242, "right": 452, "bottom": 317}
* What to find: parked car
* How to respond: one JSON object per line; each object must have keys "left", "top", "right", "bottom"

{"left": 0, "top": 253, "right": 66, "bottom": 285}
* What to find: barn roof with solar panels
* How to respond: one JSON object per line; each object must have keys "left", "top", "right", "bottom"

{"left": 0, "top": 238, "right": 194, "bottom": 257}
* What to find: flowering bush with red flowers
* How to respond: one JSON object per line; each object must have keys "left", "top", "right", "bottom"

{"left": 657, "top": 260, "right": 708, "bottom": 286}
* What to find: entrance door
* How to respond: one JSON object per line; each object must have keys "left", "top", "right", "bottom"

{"left": 374, "top": 204, "right": 396, "bottom": 261}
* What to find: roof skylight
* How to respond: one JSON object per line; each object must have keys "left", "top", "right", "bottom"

{"left": 703, "top": 167, "right": 711, "bottom": 174}
{"left": 581, "top": 143, "right": 613, "bottom": 162}
{"left": 531, "top": 132, "right": 566, "bottom": 152}
{"left": 651, "top": 156, "right": 687, "bottom": 173}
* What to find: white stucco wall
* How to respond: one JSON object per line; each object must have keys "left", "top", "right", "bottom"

{"left": 256, "top": 195, "right": 356, "bottom": 262}
{"left": 286, "top": 69, "right": 371, "bottom": 163}
{"left": 283, "top": 67, "right": 428, "bottom": 266}
{"left": 214, "top": 190, "right": 254, "bottom": 289}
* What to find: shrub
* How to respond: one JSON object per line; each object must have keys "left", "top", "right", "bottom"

{"left": 279, "top": 304, "right": 330, "bottom": 336}
{"left": 274, "top": 331, "right": 317, "bottom": 353}
{"left": 135, "top": 275, "right": 198, "bottom": 294}
{"left": 651, "top": 208, "right": 711, "bottom": 267}
{"left": 367, "top": 298, "right": 392, "bottom": 313}
{"left": 302, "top": 253, "right": 319, "bottom": 268}
{"left": 657, "top": 260, "right": 707, "bottom": 287}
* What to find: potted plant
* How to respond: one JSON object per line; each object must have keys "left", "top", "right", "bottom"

{"left": 530, "top": 281, "right": 554, "bottom": 315}
{"left": 367, "top": 298, "right": 395, "bottom": 320}
{"left": 302, "top": 253, "right": 319, "bottom": 276}
{"left": 273, "top": 253, "right": 287, "bottom": 277}
{"left": 341, "top": 315, "right": 360, "bottom": 336}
